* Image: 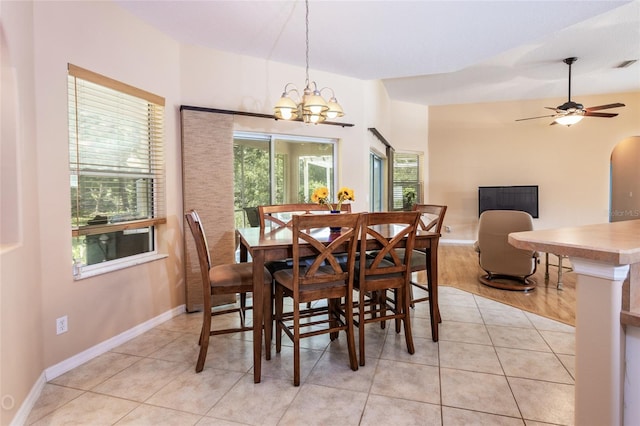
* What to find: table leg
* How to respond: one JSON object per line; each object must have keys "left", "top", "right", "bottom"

{"left": 545, "top": 252, "right": 550, "bottom": 282}
{"left": 427, "top": 243, "right": 440, "bottom": 341}
{"left": 239, "top": 243, "right": 248, "bottom": 263}
{"left": 252, "top": 250, "right": 264, "bottom": 383}
{"left": 557, "top": 255, "right": 564, "bottom": 290}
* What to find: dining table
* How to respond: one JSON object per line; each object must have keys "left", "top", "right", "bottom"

{"left": 236, "top": 223, "right": 441, "bottom": 383}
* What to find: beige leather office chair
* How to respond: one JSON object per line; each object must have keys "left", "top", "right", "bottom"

{"left": 474, "top": 210, "right": 538, "bottom": 291}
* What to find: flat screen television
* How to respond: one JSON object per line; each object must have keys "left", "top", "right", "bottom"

{"left": 478, "top": 185, "right": 539, "bottom": 218}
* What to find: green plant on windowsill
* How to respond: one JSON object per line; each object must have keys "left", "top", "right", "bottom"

{"left": 403, "top": 188, "right": 416, "bottom": 211}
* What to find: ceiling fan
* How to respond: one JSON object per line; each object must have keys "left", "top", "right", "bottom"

{"left": 516, "top": 57, "right": 625, "bottom": 126}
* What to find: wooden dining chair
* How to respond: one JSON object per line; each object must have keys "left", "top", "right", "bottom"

{"left": 272, "top": 212, "right": 361, "bottom": 385}
{"left": 259, "top": 203, "right": 354, "bottom": 313}
{"left": 355, "top": 211, "right": 421, "bottom": 366}
{"left": 382, "top": 204, "right": 446, "bottom": 341}
{"left": 185, "top": 210, "right": 272, "bottom": 372}
{"left": 407, "top": 205, "right": 447, "bottom": 303}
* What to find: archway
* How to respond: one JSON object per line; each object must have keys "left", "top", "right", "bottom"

{"left": 610, "top": 136, "right": 640, "bottom": 222}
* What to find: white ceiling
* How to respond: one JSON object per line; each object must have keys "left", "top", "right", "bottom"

{"left": 115, "top": 0, "right": 640, "bottom": 107}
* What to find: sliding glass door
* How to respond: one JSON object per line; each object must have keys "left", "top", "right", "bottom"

{"left": 370, "top": 152, "right": 384, "bottom": 212}
{"left": 234, "top": 132, "right": 336, "bottom": 227}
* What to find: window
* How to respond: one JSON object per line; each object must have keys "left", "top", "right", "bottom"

{"left": 370, "top": 152, "right": 384, "bottom": 212}
{"left": 68, "top": 64, "right": 166, "bottom": 277}
{"left": 233, "top": 132, "right": 336, "bottom": 227}
{"left": 392, "top": 152, "right": 422, "bottom": 211}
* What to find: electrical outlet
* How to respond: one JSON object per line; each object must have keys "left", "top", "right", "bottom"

{"left": 56, "top": 316, "right": 68, "bottom": 335}
{"left": 445, "top": 226, "right": 452, "bottom": 233}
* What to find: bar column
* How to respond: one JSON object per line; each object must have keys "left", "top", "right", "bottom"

{"left": 571, "top": 258, "right": 629, "bottom": 426}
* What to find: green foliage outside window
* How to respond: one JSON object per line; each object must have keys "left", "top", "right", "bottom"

{"left": 393, "top": 153, "right": 422, "bottom": 211}
{"left": 233, "top": 135, "right": 335, "bottom": 227}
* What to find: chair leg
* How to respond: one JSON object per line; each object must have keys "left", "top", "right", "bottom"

{"left": 378, "top": 291, "right": 386, "bottom": 330}
{"left": 394, "top": 288, "right": 402, "bottom": 333}
{"left": 275, "top": 286, "right": 284, "bottom": 353}
{"left": 239, "top": 292, "right": 247, "bottom": 328}
{"left": 196, "top": 309, "right": 211, "bottom": 373}
{"left": 329, "top": 298, "right": 339, "bottom": 341}
{"left": 198, "top": 311, "right": 207, "bottom": 346}
{"left": 263, "top": 285, "right": 272, "bottom": 360}
{"left": 293, "top": 304, "right": 301, "bottom": 386}
{"left": 426, "top": 266, "right": 441, "bottom": 340}
{"left": 409, "top": 277, "right": 416, "bottom": 308}
{"left": 345, "top": 296, "right": 358, "bottom": 371}
{"left": 402, "top": 284, "right": 415, "bottom": 355}
{"left": 359, "top": 289, "right": 366, "bottom": 367}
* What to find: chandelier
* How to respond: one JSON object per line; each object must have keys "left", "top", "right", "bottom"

{"left": 273, "top": 0, "right": 344, "bottom": 124}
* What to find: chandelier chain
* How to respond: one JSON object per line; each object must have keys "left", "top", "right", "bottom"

{"left": 305, "top": 0, "right": 310, "bottom": 85}
{"left": 273, "top": 0, "right": 344, "bottom": 123}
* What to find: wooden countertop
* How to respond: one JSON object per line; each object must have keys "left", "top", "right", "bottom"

{"left": 509, "top": 219, "right": 640, "bottom": 266}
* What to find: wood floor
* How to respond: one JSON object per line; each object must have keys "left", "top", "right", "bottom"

{"left": 423, "top": 243, "right": 576, "bottom": 326}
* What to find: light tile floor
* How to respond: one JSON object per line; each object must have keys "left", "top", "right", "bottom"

{"left": 27, "top": 286, "right": 575, "bottom": 425}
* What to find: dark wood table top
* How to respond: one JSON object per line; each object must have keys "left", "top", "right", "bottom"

{"left": 237, "top": 225, "right": 439, "bottom": 252}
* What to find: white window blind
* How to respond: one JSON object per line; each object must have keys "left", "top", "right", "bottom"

{"left": 392, "top": 152, "right": 422, "bottom": 210}
{"left": 68, "top": 64, "right": 166, "bottom": 269}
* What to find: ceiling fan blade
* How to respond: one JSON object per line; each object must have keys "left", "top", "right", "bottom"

{"left": 585, "top": 103, "right": 625, "bottom": 112}
{"left": 584, "top": 111, "right": 619, "bottom": 118}
{"left": 515, "top": 114, "right": 557, "bottom": 122}
{"left": 544, "top": 107, "right": 559, "bottom": 111}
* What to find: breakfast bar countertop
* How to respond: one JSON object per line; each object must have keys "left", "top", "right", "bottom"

{"left": 508, "top": 219, "right": 640, "bottom": 266}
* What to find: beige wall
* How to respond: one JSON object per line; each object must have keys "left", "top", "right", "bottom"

{"left": 429, "top": 92, "right": 640, "bottom": 241}
{"left": 390, "top": 100, "right": 430, "bottom": 201}
{"left": 31, "top": 0, "right": 184, "bottom": 366}
{"left": 1, "top": 2, "right": 186, "bottom": 422}
{"left": 1, "top": 2, "right": 45, "bottom": 423}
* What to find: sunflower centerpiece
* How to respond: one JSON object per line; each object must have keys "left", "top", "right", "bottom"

{"left": 311, "top": 186, "right": 355, "bottom": 212}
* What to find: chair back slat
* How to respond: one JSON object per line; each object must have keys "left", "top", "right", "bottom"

{"left": 185, "top": 210, "right": 212, "bottom": 271}
{"left": 291, "top": 213, "right": 361, "bottom": 290}
{"left": 185, "top": 210, "right": 214, "bottom": 312}
{"left": 360, "top": 212, "right": 421, "bottom": 282}
{"left": 413, "top": 204, "right": 447, "bottom": 234}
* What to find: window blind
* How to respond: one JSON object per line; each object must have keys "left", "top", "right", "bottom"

{"left": 392, "top": 152, "right": 422, "bottom": 210}
{"left": 68, "top": 64, "right": 166, "bottom": 238}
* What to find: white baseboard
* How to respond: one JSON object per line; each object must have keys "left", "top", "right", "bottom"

{"left": 440, "top": 239, "right": 475, "bottom": 245}
{"left": 45, "top": 304, "right": 186, "bottom": 381}
{"left": 10, "top": 304, "right": 186, "bottom": 425}
{"left": 10, "top": 372, "right": 46, "bottom": 426}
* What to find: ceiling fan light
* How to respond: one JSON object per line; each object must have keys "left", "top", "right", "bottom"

{"left": 554, "top": 114, "right": 584, "bottom": 126}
